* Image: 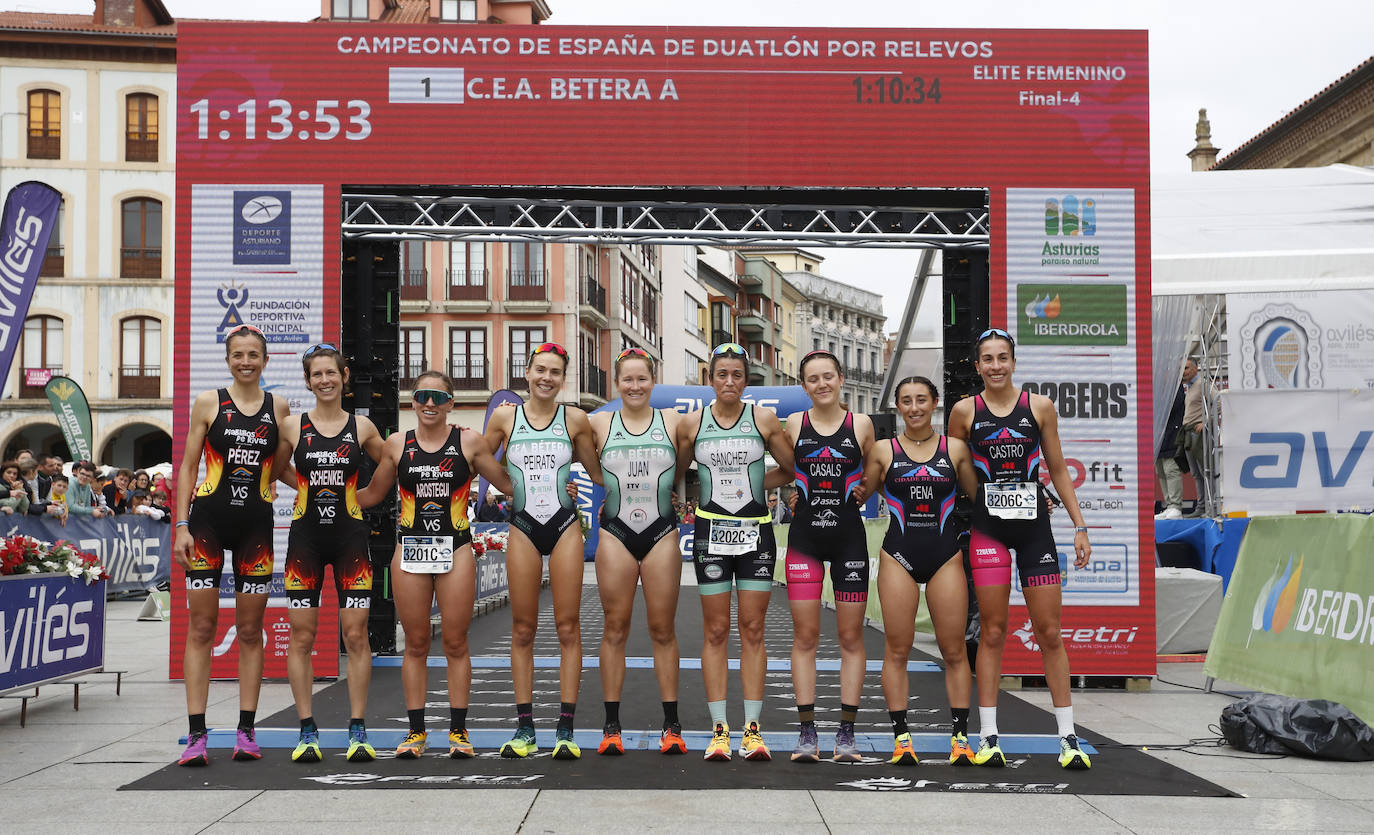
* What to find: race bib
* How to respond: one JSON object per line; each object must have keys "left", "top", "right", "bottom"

{"left": 708, "top": 518, "right": 760, "bottom": 556}
{"left": 984, "top": 482, "right": 1039, "bottom": 521}
{"left": 401, "top": 535, "right": 454, "bottom": 574}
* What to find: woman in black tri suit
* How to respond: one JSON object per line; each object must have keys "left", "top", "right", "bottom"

{"left": 947, "top": 328, "right": 1093, "bottom": 770}
{"left": 273, "top": 344, "right": 385, "bottom": 764}
{"left": 862, "top": 376, "right": 978, "bottom": 766}
{"left": 357, "top": 369, "right": 513, "bottom": 760}
{"left": 776, "top": 350, "right": 875, "bottom": 764}
{"left": 173, "top": 324, "right": 290, "bottom": 766}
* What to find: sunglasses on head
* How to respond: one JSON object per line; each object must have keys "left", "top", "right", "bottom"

{"left": 711, "top": 342, "right": 747, "bottom": 357}
{"left": 977, "top": 328, "right": 1014, "bottom": 343}
{"left": 225, "top": 323, "right": 264, "bottom": 337}
{"left": 529, "top": 341, "right": 568, "bottom": 360}
{"left": 304, "top": 342, "right": 339, "bottom": 358}
{"left": 616, "top": 347, "right": 651, "bottom": 362}
{"left": 412, "top": 389, "right": 453, "bottom": 406}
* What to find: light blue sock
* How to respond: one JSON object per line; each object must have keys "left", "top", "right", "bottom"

{"left": 708, "top": 700, "right": 728, "bottom": 727}
{"left": 744, "top": 699, "right": 763, "bottom": 728}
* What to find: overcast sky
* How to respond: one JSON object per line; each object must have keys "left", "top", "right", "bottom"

{"left": 10, "top": 0, "right": 1370, "bottom": 327}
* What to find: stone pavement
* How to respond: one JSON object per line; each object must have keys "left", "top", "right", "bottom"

{"left": 3, "top": 580, "right": 1373, "bottom": 833}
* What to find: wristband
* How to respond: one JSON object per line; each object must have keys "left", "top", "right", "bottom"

{"left": 176, "top": 520, "right": 189, "bottom": 528}
{"left": 1074, "top": 526, "right": 1089, "bottom": 533}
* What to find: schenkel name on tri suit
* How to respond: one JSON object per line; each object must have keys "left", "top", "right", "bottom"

{"left": 286, "top": 412, "right": 372, "bottom": 608}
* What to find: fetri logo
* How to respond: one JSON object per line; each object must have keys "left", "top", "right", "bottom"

{"left": 1251, "top": 554, "right": 1304, "bottom": 639}
{"left": 1043, "top": 196, "right": 1096, "bottom": 237}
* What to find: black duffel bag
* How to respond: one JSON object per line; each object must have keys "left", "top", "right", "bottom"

{"left": 1220, "top": 693, "right": 1374, "bottom": 761}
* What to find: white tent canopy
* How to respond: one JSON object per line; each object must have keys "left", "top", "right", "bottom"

{"left": 1152, "top": 164, "right": 1374, "bottom": 296}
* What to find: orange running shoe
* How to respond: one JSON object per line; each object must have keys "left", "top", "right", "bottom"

{"left": 660, "top": 723, "right": 687, "bottom": 755}
{"left": 890, "top": 732, "right": 919, "bottom": 766}
{"left": 949, "top": 732, "right": 975, "bottom": 766}
{"left": 598, "top": 722, "right": 625, "bottom": 756}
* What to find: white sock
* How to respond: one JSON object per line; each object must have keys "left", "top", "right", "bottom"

{"left": 978, "top": 706, "right": 998, "bottom": 739}
{"left": 1055, "top": 705, "right": 1075, "bottom": 738}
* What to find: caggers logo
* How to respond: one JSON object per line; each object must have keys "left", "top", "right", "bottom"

{"left": 1021, "top": 381, "right": 1128, "bottom": 420}
{"left": 1016, "top": 284, "right": 1127, "bottom": 347}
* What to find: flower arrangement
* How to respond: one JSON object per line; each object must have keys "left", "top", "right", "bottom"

{"left": 0, "top": 535, "right": 106, "bottom": 584}
{"left": 471, "top": 528, "right": 509, "bottom": 557}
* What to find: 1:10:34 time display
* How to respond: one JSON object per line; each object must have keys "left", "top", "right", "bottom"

{"left": 851, "top": 75, "right": 942, "bottom": 104}
{"left": 188, "top": 99, "right": 372, "bottom": 141}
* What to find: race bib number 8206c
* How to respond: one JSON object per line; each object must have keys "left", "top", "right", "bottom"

{"left": 984, "top": 482, "right": 1038, "bottom": 521}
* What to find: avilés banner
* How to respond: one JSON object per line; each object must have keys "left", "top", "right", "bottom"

{"left": 0, "top": 181, "right": 62, "bottom": 393}
{"left": 1205, "top": 515, "right": 1374, "bottom": 724}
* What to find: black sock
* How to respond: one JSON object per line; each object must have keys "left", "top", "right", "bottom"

{"left": 189, "top": 713, "right": 207, "bottom": 736}
{"left": 450, "top": 707, "right": 467, "bottom": 734}
{"left": 797, "top": 703, "right": 816, "bottom": 725}
{"left": 604, "top": 700, "right": 620, "bottom": 727}
{"left": 407, "top": 708, "right": 425, "bottom": 734}
{"left": 952, "top": 707, "right": 970, "bottom": 737}
{"left": 662, "top": 700, "right": 679, "bottom": 727}
{"left": 238, "top": 710, "right": 255, "bottom": 731}
{"left": 299, "top": 717, "right": 317, "bottom": 734}
{"left": 558, "top": 702, "right": 576, "bottom": 732}
{"left": 890, "top": 710, "right": 908, "bottom": 736}
{"left": 516, "top": 702, "right": 533, "bottom": 728}
{"left": 840, "top": 703, "right": 858, "bottom": 725}
{"left": 349, "top": 717, "right": 365, "bottom": 733}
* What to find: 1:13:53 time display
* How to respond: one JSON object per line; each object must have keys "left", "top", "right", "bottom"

{"left": 188, "top": 99, "right": 372, "bottom": 141}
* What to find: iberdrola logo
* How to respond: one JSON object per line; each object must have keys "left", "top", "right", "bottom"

{"left": 1249, "top": 554, "right": 1304, "bottom": 646}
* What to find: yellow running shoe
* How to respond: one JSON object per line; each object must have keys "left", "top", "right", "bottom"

{"left": 890, "top": 732, "right": 919, "bottom": 766}
{"left": 291, "top": 730, "right": 322, "bottom": 764}
{"left": 1059, "top": 734, "right": 1091, "bottom": 770}
{"left": 973, "top": 734, "right": 1006, "bottom": 767}
{"left": 448, "top": 729, "right": 475, "bottom": 759}
{"left": 740, "top": 721, "right": 771, "bottom": 761}
{"left": 703, "top": 722, "right": 731, "bottom": 761}
{"left": 395, "top": 731, "right": 428, "bottom": 759}
{"left": 949, "top": 733, "right": 975, "bottom": 766}
{"left": 346, "top": 726, "right": 376, "bottom": 763}
{"left": 500, "top": 725, "right": 538, "bottom": 758}
{"left": 552, "top": 727, "right": 581, "bottom": 760}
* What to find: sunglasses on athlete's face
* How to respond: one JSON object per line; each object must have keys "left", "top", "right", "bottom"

{"left": 412, "top": 389, "right": 453, "bottom": 406}
{"left": 712, "top": 342, "right": 747, "bottom": 357}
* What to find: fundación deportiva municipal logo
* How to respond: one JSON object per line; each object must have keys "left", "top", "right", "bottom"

{"left": 1016, "top": 283, "right": 1127, "bottom": 346}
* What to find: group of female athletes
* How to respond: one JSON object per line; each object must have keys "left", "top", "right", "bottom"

{"left": 174, "top": 325, "right": 1093, "bottom": 771}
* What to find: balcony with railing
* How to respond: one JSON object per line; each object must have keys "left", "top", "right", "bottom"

{"left": 28, "top": 133, "right": 58, "bottom": 160}
{"left": 711, "top": 328, "right": 736, "bottom": 349}
{"left": 126, "top": 137, "right": 157, "bottom": 163}
{"left": 399, "top": 361, "right": 425, "bottom": 389}
{"left": 579, "top": 276, "right": 608, "bottom": 325}
{"left": 507, "top": 356, "right": 529, "bottom": 391}
{"left": 40, "top": 246, "right": 63, "bottom": 277}
{"left": 119, "top": 365, "right": 161, "bottom": 398}
{"left": 120, "top": 248, "right": 161, "bottom": 278}
{"left": 446, "top": 268, "right": 487, "bottom": 301}
{"left": 447, "top": 359, "right": 488, "bottom": 391}
{"left": 580, "top": 366, "right": 607, "bottom": 400}
{"left": 507, "top": 270, "right": 548, "bottom": 301}
{"left": 400, "top": 269, "right": 428, "bottom": 301}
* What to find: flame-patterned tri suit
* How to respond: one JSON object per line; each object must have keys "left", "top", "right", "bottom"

{"left": 186, "top": 388, "right": 277, "bottom": 594}
{"left": 786, "top": 411, "right": 869, "bottom": 603}
{"left": 285, "top": 412, "right": 371, "bottom": 609}
{"left": 966, "top": 391, "right": 1060, "bottom": 589}
{"left": 397, "top": 427, "right": 473, "bottom": 550}
{"left": 881, "top": 435, "right": 961, "bottom": 584}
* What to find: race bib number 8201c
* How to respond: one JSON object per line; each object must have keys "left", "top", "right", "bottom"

{"left": 401, "top": 535, "right": 453, "bottom": 574}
